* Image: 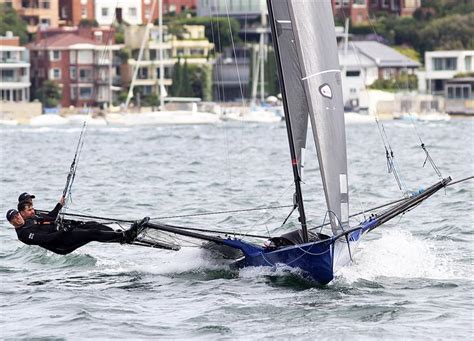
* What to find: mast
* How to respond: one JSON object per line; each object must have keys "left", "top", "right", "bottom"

{"left": 125, "top": 0, "right": 158, "bottom": 109}
{"left": 159, "top": 0, "right": 164, "bottom": 109}
{"left": 267, "top": 0, "right": 309, "bottom": 242}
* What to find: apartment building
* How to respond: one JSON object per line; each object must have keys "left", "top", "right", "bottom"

{"left": 333, "top": 0, "right": 421, "bottom": 24}
{"left": 198, "top": 0, "right": 421, "bottom": 24}
{"left": 418, "top": 50, "right": 474, "bottom": 95}
{"left": 26, "top": 27, "right": 122, "bottom": 107}
{"left": 0, "top": 32, "right": 31, "bottom": 102}
{"left": 0, "top": 0, "right": 60, "bottom": 33}
{"left": 59, "top": 0, "right": 95, "bottom": 26}
{"left": 94, "top": 0, "right": 142, "bottom": 25}
{"left": 122, "top": 24, "right": 213, "bottom": 97}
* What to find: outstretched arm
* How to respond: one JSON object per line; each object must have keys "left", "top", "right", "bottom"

{"left": 46, "top": 196, "right": 65, "bottom": 219}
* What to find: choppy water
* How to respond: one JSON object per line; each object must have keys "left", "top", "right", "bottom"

{"left": 0, "top": 120, "right": 472, "bottom": 339}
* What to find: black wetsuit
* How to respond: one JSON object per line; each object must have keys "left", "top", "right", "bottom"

{"left": 15, "top": 218, "right": 126, "bottom": 255}
{"left": 34, "top": 202, "right": 63, "bottom": 223}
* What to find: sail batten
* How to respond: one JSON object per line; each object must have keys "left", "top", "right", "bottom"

{"left": 271, "top": 0, "right": 349, "bottom": 235}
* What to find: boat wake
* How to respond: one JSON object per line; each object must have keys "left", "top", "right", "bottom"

{"left": 335, "top": 229, "right": 458, "bottom": 284}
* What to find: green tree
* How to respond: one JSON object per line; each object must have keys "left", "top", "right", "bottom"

{"left": 368, "top": 74, "right": 418, "bottom": 92}
{"left": 78, "top": 18, "right": 99, "bottom": 27}
{"left": 181, "top": 59, "right": 193, "bottom": 96}
{"left": 35, "top": 81, "right": 62, "bottom": 108}
{"left": 187, "top": 64, "right": 213, "bottom": 100}
{"left": 418, "top": 13, "right": 474, "bottom": 53}
{"left": 201, "top": 64, "right": 213, "bottom": 101}
{"left": 0, "top": 4, "right": 28, "bottom": 44}
{"left": 265, "top": 48, "right": 280, "bottom": 96}
{"left": 170, "top": 57, "right": 183, "bottom": 96}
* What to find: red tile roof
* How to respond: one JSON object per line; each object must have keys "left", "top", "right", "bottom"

{"left": 26, "top": 34, "right": 100, "bottom": 49}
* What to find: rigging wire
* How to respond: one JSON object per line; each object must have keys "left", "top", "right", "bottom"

{"left": 40, "top": 173, "right": 472, "bottom": 243}
{"left": 58, "top": 1, "right": 121, "bottom": 222}
{"left": 364, "top": 10, "right": 443, "bottom": 181}
{"left": 339, "top": 9, "right": 410, "bottom": 194}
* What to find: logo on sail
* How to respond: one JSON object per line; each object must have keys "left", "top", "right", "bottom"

{"left": 319, "top": 84, "right": 332, "bottom": 99}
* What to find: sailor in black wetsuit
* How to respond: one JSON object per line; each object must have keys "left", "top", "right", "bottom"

{"left": 17, "top": 192, "right": 63, "bottom": 223}
{"left": 6, "top": 207, "right": 146, "bottom": 255}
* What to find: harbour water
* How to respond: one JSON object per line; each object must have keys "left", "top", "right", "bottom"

{"left": 0, "top": 120, "right": 472, "bottom": 339}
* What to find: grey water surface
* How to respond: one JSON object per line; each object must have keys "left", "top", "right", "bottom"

{"left": 0, "top": 120, "right": 472, "bottom": 340}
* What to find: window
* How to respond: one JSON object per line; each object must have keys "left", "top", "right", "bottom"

{"left": 445, "top": 57, "right": 457, "bottom": 70}
{"left": 70, "top": 67, "right": 77, "bottom": 80}
{"left": 40, "top": 18, "right": 50, "bottom": 27}
{"left": 382, "top": 68, "right": 396, "bottom": 79}
{"left": 466, "top": 56, "right": 472, "bottom": 71}
{"left": 77, "top": 50, "right": 93, "bottom": 64}
{"left": 463, "top": 87, "right": 469, "bottom": 99}
{"left": 353, "top": 0, "right": 366, "bottom": 5}
{"left": 51, "top": 68, "right": 61, "bottom": 79}
{"left": 128, "top": 7, "right": 137, "bottom": 17}
{"left": 346, "top": 70, "right": 361, "bottom": 77}
{"left": 190, "top": 49, "right": 204, "bottom": 56}
{"left": 433, "top": 58, "right": 443, "bottom": 71}
{"left": 448, "top": 85, "right": 472, "bottom": 99}
{"left": 78, "top": 68, "right": 92, "bottom": 81}
{"left": 138, "top": 67, "right": 148, "bottom": 79}
{"left": 51, "top": 50, "right": 61, "bottom": 60}
{"left": 1, "top": 69, "right": 14, "bottom": 81}
{"left": 433, "top": 57, "right": 457, "bottom": 71}
{"left": 79, "top": 87, "right": 93, "bottom": 99}
{"left": 101, "top": 8, "right": 108, "bottom": 17}
{"left": 81, "top": 7, "right": 87, "bottom": 18}
{"left": 142, "top": 86, "right": 152, "bottom": 95}
{"left": 70, "top": 86, "right": 77, "bottom": 100}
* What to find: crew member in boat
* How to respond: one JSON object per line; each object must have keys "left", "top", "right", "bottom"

{"left": 17, "top": 192, "right": 63, "bottom": 223}
{"left": 6, "top": 206, "right": 148, "bottom": 255}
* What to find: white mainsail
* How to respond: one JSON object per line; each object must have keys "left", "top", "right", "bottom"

{"left": 270, "top": 0, "right": 349, "bottom": 235}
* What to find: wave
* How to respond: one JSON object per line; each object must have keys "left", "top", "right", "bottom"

{"left": 335, "top": 229, "right": 466, "bottom": 284}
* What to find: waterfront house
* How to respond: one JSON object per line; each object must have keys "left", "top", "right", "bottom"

{"left": 122, "top": 24, "right": 213, "bottom": 98}
{"left": 0, "top": 32, "right": 31, "bottom": 102}
{"left": 444, "top": 77, "right": 474, "bottom": 116}
{"left": 339, "top": 41, "right": 420, "bottom": 111}
{"left": 26, "top": 26, "right": 122, "bottom": 108}
{"left": 418, "top": 50, "right": 474, "bottom": 96}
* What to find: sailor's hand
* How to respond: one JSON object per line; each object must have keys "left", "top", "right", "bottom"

{"left": 59, "top": 196, "right": 65, "bottom": 206}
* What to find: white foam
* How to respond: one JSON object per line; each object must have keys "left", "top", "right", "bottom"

{"left": 336, "top": 229, "right": 460, "bottom": 283}
{"left": 90, "top": 246, "right": 226, "bottom": 276}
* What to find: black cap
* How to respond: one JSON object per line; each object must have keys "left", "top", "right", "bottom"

{"left": 6, "top": 209, "right": 19, "bottom": 222}
{"left": 18, "top": 192, "right": 35, "bottom": 202}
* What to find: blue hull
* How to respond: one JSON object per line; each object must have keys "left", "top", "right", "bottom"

{"left": 221, "top": 238, "right": 335, "bottom": 285}
{"left": 219, "top": 220, "right": 378, "bottom": 285}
